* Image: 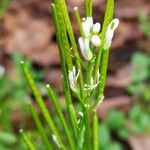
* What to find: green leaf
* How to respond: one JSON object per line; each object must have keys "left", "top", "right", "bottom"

{"left": 106, "top": 110, "right": 125, "bottom": 131}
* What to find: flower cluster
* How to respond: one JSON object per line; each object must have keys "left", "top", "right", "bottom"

{"left": 78, "top": 17, "right": 119, "bottom": 61}
{"left": 68, "top": 18, "right": 119, "bottom": 95}
{"left": 78, "top": 17, "right": 101, "bottom": 61}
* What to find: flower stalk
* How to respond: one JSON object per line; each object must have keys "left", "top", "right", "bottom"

{"left": 20, "top": 0, "right": 119, "bottom": 149}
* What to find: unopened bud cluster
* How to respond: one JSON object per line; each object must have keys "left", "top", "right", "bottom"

{"left": 78, "top": 17, "right": 119, "bottom": 61}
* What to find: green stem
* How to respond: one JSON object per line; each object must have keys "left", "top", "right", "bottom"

{"left": 89, "top": 50, "right": 109, "bottom": 112}
{"left": 20, "top": 130, "right": 36, "bottom": 150}
{"left": 93, "top": 112, "right": 99, "bottom": 150}
{"left": 84, "top": 109, "right": 91, "bottom": 150}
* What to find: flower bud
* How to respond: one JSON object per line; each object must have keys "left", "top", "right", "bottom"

{"left": 104, "top": 18, "right": 119, "bottom": 49}
{"left": 91, "top": 35, "right": 101, "bottom": 47}
{"left": 92, "top": 22, "right": 101, "bottom": 33}
{"left": 78, "top": 37, "right": 93, "bottom": 61}
{"left": 82, "top": 17, "right": 93, "bottom": 37}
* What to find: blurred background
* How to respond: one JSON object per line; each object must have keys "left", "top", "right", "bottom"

{"left": 0, "top": 0, "right": 150, "bottom": 150}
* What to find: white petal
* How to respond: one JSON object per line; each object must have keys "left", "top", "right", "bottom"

{"left": 82, "top": 21, "right": 91, "bottom": 37}
{"left": 92, "top": 22, "right": 101, "bottom": 33}
{"left": 86, "top": 17, "right": 93, "bottom": 29}
{"left": 111, "top": 18, "right": 119, "bottom": 30}
{"left": 90, "top": 77, "right": 94, "bottom": 85}
{"left": 103, "top": 40, "right": 112, "bottom": 50}
{"left": 105, "top": 28, "right": 114, "bottom": 42}
{"left": 91, "top": 35, "right": 101, "bottom": 47}
{"left": 97, "top": 70, "right": 100, "bottom": 82}
{"left": 78, "top": 37, "right": 85, "bottom": 53}
{"left": 84, "top": 38, "right": 90, "bottom": 50}
{"left": 82, "top": 17, "right": 93, "bottom": 37}
{"left": 73, "top": 66, "right": 76, "bottom": 76}
{"left": 83, "top": 38, "right": 93, "bottom": 60}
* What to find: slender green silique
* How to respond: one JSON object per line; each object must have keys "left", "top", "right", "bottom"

{"left": 93, "top": 0, "right": 114, "bottom": 82}
{"left": 51, "top": 4, "right": 72, "bottom": 106}
{"left": 91, "top": 0, "right": 114, "bottom": 111}
{"left": 85, "top": 0, "right": 92, "bottom": 17}
{"left": 46, "top": 85, "right": 75, "bottom": 150}
{"left": 74, "top": 7, "right": 85, "bottom": 38}
{"left": 20, "top": 130, "right": 36, "bottom": 150}
{"left": 28, "top": 102, "right": 53, "bottom": 150}
{"left": 57, "top": 0, "right": 85, "bottom": 100}
{"left": 54, "top": 1, "right": 73, "bottom": 71}
{"left": 21, "top": 62, "right": 65, "bottom": 149}
{"left": 93, "top": 112, "right": 99, "bottom": 150}
{"left": 51, "top": 4, "right": 78, "bottom": 139}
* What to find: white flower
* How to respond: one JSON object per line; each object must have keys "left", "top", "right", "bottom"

{"left": 79, "top": 17, "right": 102, "bottom": 60}
{"left": 82, "top": 17, "right": 93, "bottom": 37}
{"left": 84, "top": 77, "right": 100, "bottom": 91}
{"left": 84, "top": 70, "right": 100, "bottom": 91}
{"left": 68, "top": 66, "right": 80, "bottom": 92}
{"left": 92, "top": 22, "right": 101, "bottom": 33}
{"left": 104, "top": 18, "right": 119, "bottom": 49}
{"left": 91, "top": 35, "right": 101, "bottom": 47}
{"left": 78, "top": 37, "right": 93, "bottom": 61}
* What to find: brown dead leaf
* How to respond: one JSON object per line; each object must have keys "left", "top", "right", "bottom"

{"left": 106, "top": 65, "right": 132, "bottom": 88}
{"left": 115, "top": 0, "right": 150, "bottom": 19}
{"left": 1, "top": 7, "right": 58, "bottom": 66}
{"left": 112, "top": 21, "right": 143, "bottom": 49}
{"left": 97, "top": 96, "right": 132, "bottom": 120}
{"left": 129, "top": 135, "right": 150, "bottom": 150}
{"left": 44, "top": 68, "right": 63, "bottom": 93}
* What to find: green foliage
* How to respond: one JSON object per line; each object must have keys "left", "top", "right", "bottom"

{"left": 129, "top": 105, "right": 150, "bottom": 134}
{"left": 100, "top": 124, "right": 122, "bottom": 150}
{"left": 20, "top": 0, "right": 119, "bottom": 149}
{"left": 127, "top": 52, "right": 150, "bottom": 111}
{"left": 0, "top": 131, "right": 27, "bottom": 150}
{"left": 0, "top": 53, "right": 42, "bottom": 130}
{"left": 130, "top": 52, "right": 150, "bottom": 83}
{"left": 106, "top": 110, "right": 125, "bottom": 131}
{"left": 0, "top": 54, "right": 43, "bottom": 149}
